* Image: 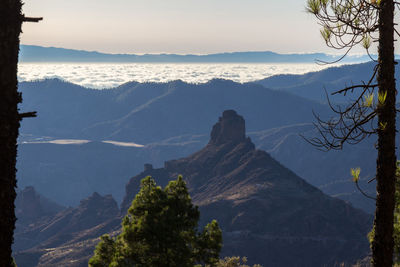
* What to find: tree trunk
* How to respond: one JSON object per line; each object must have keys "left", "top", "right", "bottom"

{"left": 0, "top": 0, "right": 23, "bottom": 266}
{"left": 372, "top": 0, "right": 397, "bottom": 266}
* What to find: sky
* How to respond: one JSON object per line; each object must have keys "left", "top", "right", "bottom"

{"left": 20, "top": 0, "right": 359, "bottom": 55}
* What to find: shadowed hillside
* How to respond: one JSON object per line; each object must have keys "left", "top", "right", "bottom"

{"left": 250, "top": 123, "right": 377, "bottom": 214}
{"left": 256, "top": 61, "right": 400, "bottom": 103}
{"left": 14, "top": 110, "right": 372, "bottom": 267}
{"left": 121, "top": 110, "right": 372, "bottom": 267}
{"left": 14, "top": 190, "right": 120, "bottom": 267}
{"left": 19, "top": 78, "right": 329, "bottom": 143}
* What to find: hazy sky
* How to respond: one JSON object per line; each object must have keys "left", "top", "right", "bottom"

{"left": 21, "top": 0, "right": 352, "bottom": 54}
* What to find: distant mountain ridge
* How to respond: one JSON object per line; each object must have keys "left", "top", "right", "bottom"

{"left": 19, "top": 78, "right": 330, "bottom": 143}
{"left": 255, "top": 61, "right": 400, "bottom": 103}
{"left": 19, "top": 45, "right": 370, "bottom": 63}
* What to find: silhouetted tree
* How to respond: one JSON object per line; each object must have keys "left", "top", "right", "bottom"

{"left": 0, "top": 1, "right": 40, "bottom": 266}
{"left": 306, "top": 0, "right": 397, "bottom": 266}
{"left": 89, "top": 176, "right": 222, "bottom": 267}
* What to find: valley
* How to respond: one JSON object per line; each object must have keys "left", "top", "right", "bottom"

{"left": 13, "top": 61, "right": 393, "bottom": 266}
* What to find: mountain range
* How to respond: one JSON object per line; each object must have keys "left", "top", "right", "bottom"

{"left": 13, "top": 59, "right": 388, "bottom": 265}
{"left": 18, "top": 78, "right": 330, "bottom": 143}
{"left": 19, "top": 45, "right": 371, "bottom": 63}
{"left": 16, "top": 62, "right": 392, "bottom": 214}
{"left": 256, "top": 61, "right": 400, "bottom": 103}
{"left": 17, "top": 77, "right": 331, "bottom": 206}
{"left": 13, "top": 111, "right": 372, "bottom": 267}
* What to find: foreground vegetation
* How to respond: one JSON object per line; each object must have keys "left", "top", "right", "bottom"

{"left": 89, "top": 176, "right": 222, "bottom": 267}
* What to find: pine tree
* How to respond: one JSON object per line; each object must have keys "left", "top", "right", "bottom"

{"left": 306, "top": 0, "right": 397, "bottom": 265}
{"left": 89, "top": 176, "right": 222, "bottom": 267}
{"left": 0, "top": 1, "right": 40, "bottom": 265}
{"left": 0, "top": 1, "right": 23, "bottom": 265}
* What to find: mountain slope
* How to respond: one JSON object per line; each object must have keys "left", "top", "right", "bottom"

{"left": 17, "top": 139, "right": 203, "bottom": 206}
{"left": 249, "top": 123, "right": 377, "bottom": 213}
{"left": 83, "top": 79, "right": 331, "bottom": 143}
{"left": 256, "top": 61, "right": 400, "bottom": 103}
{"left": 121, "top": 110, "right": 371, "bottom": 266}
{"left": 14, "top": 191, "right": 120, "bottom": 267}
{"left": 13, "top": 110, "right": 372, "bottom": 267}
{"left": 19, "top": 78, "right": 330, "bottom": 143}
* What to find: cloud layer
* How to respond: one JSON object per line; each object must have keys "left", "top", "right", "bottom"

{"left": 18, "top": 63, "right": 334, "bottom": 89}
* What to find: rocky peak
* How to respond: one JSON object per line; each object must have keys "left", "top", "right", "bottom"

{"left": 209, "top": 110, "right": 246, "bottom": 146}
{"left": 144, "top": 163, "right": 153, "bottom": 172}
{"left": 19, "top": 192, "right": 119, "bottom": 247}
{"left": 15, "top": 186, "right": 43, "bottom": 221}
{"left": 78, "top": 192, "right": 118, "bottom": 218}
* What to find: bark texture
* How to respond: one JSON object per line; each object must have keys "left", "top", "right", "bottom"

{"left": 0, "top": 0, "right": 23, "bottom": 266}
{"left": 372, "top": 0, "right": 397, "bottom": 266}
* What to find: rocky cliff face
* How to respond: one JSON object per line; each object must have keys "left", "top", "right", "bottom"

{"left": 14, "top": 187, "right": 65, "bottom": 247}
{"left": 15, "top": 186, "right": 63, "bottom": 224}
{"left": 121, "top": 110, "right": 372, "bottom": 266}
{"left": 209, "top": 110, "right": 246, "bottom": 145}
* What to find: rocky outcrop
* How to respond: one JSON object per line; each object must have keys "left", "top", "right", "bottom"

{"left": 209, "top": 110, "right": 246, "bottom": 145}
{"left": 14, "top": 186, "right": 65, "bottom": 250}
{"left": 14, "top": 192, "right": 120, "bottom": 267}
{"left": 121, "top": 110, "right": 372, "bottom": 266}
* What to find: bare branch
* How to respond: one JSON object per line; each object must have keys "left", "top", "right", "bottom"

{"left": 316, "top": 47, "right": 352, "bottom": 65}
{"left": 332, "top": 83, "right": 378, "bottom": 95}
{"left": 18, "top": 111, "right": 37, "bottom": 119}
{"left": 21, "top": 16, "right": 43, "bottom": 23}
{"left": 355, "top": 180, "right": 376, "bottom": 200}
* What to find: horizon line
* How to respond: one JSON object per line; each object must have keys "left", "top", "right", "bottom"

{"left": 20, "top": 44, "right": 374, "bottom": 58}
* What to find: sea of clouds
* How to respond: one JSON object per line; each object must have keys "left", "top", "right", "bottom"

{"left": 18, "top": 63, "right": 338, "bottom": 89}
